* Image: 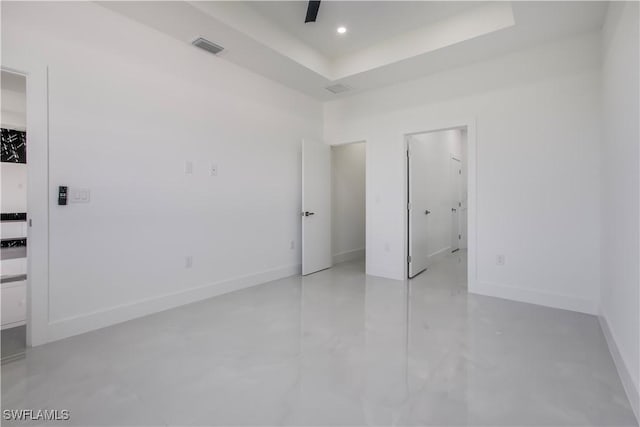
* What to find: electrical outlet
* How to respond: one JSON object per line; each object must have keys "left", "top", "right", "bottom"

{"left": 496, "top": 254, "right": 506, "bottom": 266}
{"left": 185, "top": 256, "right": 193, "bottom": 269}
{"left": 210, "top": 163, "right": 218, "bottom": 176}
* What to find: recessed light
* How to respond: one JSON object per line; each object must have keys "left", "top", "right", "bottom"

{"left": 337, "top": 26, "right": 347, "bottom": 34}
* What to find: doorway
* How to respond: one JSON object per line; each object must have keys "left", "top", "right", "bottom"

{"left": 406, "top": 128, "right": 468, "bottom": 279}
{"left": 331, "top": 142, "right": 366, "bottom": 269}
{"left": 301, "top": 139, "right": 366, "bottom": 276}
{"left": 1, "top": 70, "right": 28, "bottom": 362}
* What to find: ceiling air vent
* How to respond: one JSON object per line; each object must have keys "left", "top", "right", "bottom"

{"left": 325, "top": 84, "right": 351, "bottom": 94}
{"left": 192, "top": 37, "right": 224, "bottom": 55}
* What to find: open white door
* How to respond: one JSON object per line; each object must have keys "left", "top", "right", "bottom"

{"left": 407, "top": 137, "right": 430, "bottom": 278}
{"left": 302, "top": 139, "right": 332, "bottom": 275}
{"left": 451, "top": 157, "right": 462, "bottom": 252}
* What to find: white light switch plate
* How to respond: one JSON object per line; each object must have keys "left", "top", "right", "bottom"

{"left": 70, "top": 188, "right": 91, "bottom": 203}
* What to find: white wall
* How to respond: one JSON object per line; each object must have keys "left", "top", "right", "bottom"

{"left": 1, "top": 2, "right": 322, "bottom": 343}
{"left": 409, "top": 129, "right": 465, "bottom": 258}
{"left": 325, "top": 32, "right": 602, "bottom": 315}
{"left": 332, "top": 142, "right": 366, "bottom": 263}
{"left": 600, "top": 1, "right": 639, "bottom": 418}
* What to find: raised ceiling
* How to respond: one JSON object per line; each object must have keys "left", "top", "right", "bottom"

{"left": 99, "top": 1, "right": 608, "bottom": 100}
{"left": 246, "top": 1, "right": 479, "bottom": 59}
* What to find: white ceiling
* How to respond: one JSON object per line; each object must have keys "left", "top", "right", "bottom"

{"left": 99, "top": 1, "right": 608, "bottom": 101}
{"left": 246, "top": 1, "right": 478, "bottom": 59}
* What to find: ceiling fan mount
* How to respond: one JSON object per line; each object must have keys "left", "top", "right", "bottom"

{"left": 305, "top": 0, "right": 321, "bottom": 23}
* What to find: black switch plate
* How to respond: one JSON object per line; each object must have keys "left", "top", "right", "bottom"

{"left": 58, "top": 186, "right": 68, "bottom": 205}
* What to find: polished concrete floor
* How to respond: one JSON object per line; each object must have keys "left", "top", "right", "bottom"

{"left": 1, "top": 325, "right": 26, "bottom": 364}
{"left": 2, "top": 252, "right": 637, "bottom": 426}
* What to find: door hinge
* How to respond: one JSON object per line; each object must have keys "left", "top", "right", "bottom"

{"left": 459, "top": 169, "right": 462, "bottom": 175}
{"left": 408, "top": 255, "right": 412, "bottom": 263}
{"left": 459, "top": 202, "right": 461, "bottom": 207}
{"left": 28, "top": 219, "right": 32, "bottom": 227}
{"left": 407, "top": 149, "right": 410, "bottom": 157}
{"left": 407, "top": 203, "right": 412, "bottom": 210}
{"left": 458, "top": 234, "right": 461, "bottom": 240}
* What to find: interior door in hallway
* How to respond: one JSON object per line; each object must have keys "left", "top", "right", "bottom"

{"left": 407, "top": 137, "right": 430, "bottom": 278}
{"left": 451, "top": 157, "right": 462, "bottom": 252}
{"left": 302, "top": 139, "right": 332, "bottom": 275}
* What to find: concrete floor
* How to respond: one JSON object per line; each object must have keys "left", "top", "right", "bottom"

{"left": 2, "top": 251, "right": 637, "bottom": 426}
{"left": 1, "top": 325, "right": 26, "bottom": 364}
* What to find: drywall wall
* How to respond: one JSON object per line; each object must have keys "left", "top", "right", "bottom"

{"left": 1, "top": 1, "right": 322, "bottom": 344}
{"left": 600, "top": 1, "right": 639, "bottom": 418}
{"left": 409, "top": 129, "right": 465, "bottom": 259}
{"left": 325, "top": 32, "right": 602, "bottom": 314}
{"left": 332, "top": 142, "right": 366, "bottom": 263}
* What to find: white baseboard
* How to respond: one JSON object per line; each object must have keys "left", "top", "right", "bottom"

{"left": 44, "top": 264, "right": 301, "bottom": 344}
{"left": 333, "top": 248, "right": 365, "bottom": 264}
{"left": 428, "top": 246, "right": 451, "bottom": 262}
{"left": 470, "top": 280, "right": 598, "bottom": 315}
{"left": 599, "top": 314, "right": 640, "bottom": 422}
{"left": 1, "top": 320, "right": 26, "bottom": 330}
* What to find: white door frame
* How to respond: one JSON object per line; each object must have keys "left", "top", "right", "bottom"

{"left": 1, "top": 63, "right": 50, "bottom": 347}
{"left": 403, "top": 118, "right": 477, "bottom": 290}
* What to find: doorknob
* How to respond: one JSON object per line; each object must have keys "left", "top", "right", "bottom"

{"left": 451, "top": 208, "right": 457, "bottom": 212}
{"left": 425, "top": 210, "right": 431, "bottom": 215}
{"left": 303, "top": 211, "right": 315, "bottom": 216}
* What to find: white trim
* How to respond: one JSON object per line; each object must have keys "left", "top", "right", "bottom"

{"left": 1, "top": 321, "right": 26, "bottom": 331}
{"left": 333, "top": 248, "right": 365, "bottom": 264}
{"left": 472, "top": 281, "right": 598, "bottom": 315}
{"left": 45, "top": 264, "right": 300, "bottom": 343}
{"left": 428, "top": 246, "right": 452, "bottom": 262}
{"left": 402, "top": 117, "right": 478, "bottom": 292}
{"left": 330, "top": 139, "right": 366, "bottom": 148}
{"left": 599, "top": 315, "right": 640, "bottom": 421}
